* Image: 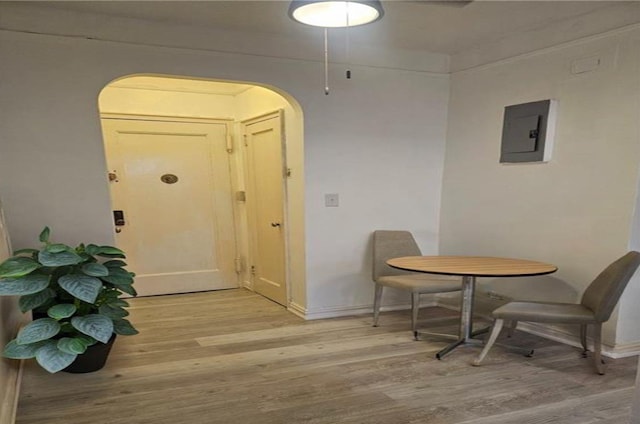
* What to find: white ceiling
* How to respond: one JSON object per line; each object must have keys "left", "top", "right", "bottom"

{"left": 28, "top": 0, "right": 640, "bottom": 55}
{"left": 110, "top": 76, "right": 253, "bottom": 95}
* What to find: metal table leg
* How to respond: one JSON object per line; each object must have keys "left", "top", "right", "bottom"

{"left": 436, "top": 275, "right": 487, "bottom": 359}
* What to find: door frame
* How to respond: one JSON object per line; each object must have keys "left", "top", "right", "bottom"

{"left": 239, "top": 110, "right": 290, "bottom": 305}
{"left": 100, "top": 112, "right": 242, "bottom": 294}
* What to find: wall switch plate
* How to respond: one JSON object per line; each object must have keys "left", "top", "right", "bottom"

{"left": 325, "top": 193, "right": 339, "bottom": 207}
{"left": 571, "top": 55, "right": 601, "bottom": 74}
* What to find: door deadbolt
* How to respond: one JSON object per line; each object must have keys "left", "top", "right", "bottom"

{"left": 113, "top": 210, "right": 126, "bottom": 226}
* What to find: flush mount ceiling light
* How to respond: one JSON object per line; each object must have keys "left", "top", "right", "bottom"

{"left": 289, "top": 1, "right": 384, "bottom": 94}
{"left": 288, "top": 0, "right": 384, "bottom": 27}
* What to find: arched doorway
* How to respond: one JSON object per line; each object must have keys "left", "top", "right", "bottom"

{"left": 98, "top": 75, "right": 305, "bottom": 310}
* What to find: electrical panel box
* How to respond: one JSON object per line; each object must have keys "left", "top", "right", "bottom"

{"left": 500, "top": 99, "right": 557, "bottom": 163}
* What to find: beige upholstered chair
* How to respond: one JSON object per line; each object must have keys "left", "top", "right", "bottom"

{"left": 372, "top": 230, "right": 461, "bottom": 338}
{"left": 473, "top": 251, "right": 640, "bottom": 374}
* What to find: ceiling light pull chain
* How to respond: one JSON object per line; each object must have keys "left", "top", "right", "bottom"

{"left": 288, "top": 0, "right": 384, "bottom": 94}
{"left": 324, "top": 27, "right": 330, "bottom": 95}
{"left": 346, "top": 2, "right": 351, "bottom": 79}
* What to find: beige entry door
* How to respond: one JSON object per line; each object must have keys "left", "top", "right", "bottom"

{"left": 243, "top": 112, "right": 287, "bottom": 306}
{"left": 102, "top": 118, "right": 238, "bottom": 296}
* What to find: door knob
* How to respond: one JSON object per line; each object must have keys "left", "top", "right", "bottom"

{"left": 270, "top": 222, "right": 281, "bottom": 227}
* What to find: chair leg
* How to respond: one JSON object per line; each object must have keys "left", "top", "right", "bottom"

{"left": 593, "top": 323, "right": 606, "bottom": 375}
{"left": 580, "top": 324, "right": 588, "bottom": 358}
{"left": 411, "top": 293, "right": 420, "bottom": 340}
{"left": 506, "top": 320, "right": 518, "bottom": 338}
{"left": 473, "top": 319, "right": 504, "bottom": 366}
{"left": 373, "top": 284, "right": 383, "bottom": 327}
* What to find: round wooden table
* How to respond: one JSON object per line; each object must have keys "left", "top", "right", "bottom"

{"left": 386, "top": 256, "right": 557, "bottom": 359}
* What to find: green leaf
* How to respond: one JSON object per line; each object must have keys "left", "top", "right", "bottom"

{"left": 76, "top": 252, "right": 92, "bottom": 263}
{"left": 107, "top": 299, "right": 130, "bottom": 308}
{"left": 85, "top": 244, "right": 100, "bottom": 256}
{"left": 47, "top": 303, "right": 77, "bottom": 320}
{"left": 13, "top": 248, "right": 39, "bottom": 256}
{"left": 45, "top": 243, "right": 70, "bottom": 253}
{"left": 39, "top": 227, "right": 50, "bottom": 243}
{"left": 86, "top": 246, "right": 127, "bottom": 259}
{"left": 103, "top": 260, "right": 127, "bottom": 268}
{"left": 98, "top": 246, "right": 125, "bottom": 256}
{"left": 59, "top": 322, "right": 74, "bottom": 333}
{"left": 113, "top": 319, "right": 138, "bottom": 336}
{"left": 71, "top": 314, "right": 113, "bottom": 343}
{"left": 113, "top": 283, "right": 137, "bottom": 297}
{"left": 18, "top": 288, "right": 55, "bottom": 313}
{"left": 101, "top": 267, "right": 134, "bottom": 285}
{"left": 35, "top": 341, "right": 77, "bottom": 373}
{"left": 75, "top": 333, "right": 97, "bottom": 347}
{"left": 57, "top": 338, "right": 87, "bottom": 355}
{"left": 81, "top": 263, "right": 109, "bottom": 277}
{"left": 97, "top": 253, "right": 126, "bottom": 259}
{"left": 38, "top": 250, "right": 82, "bottom": 267}
{"left": 3, "top": 339, "right": 47, "bottom": 359}
{"left": 0, "top": 257, "right": 40, "bottom": 278}
{"left": 58, "top": 274, "right": 103, "bottom": 304}
{"left": 0, "top": 274, "right": 49, "bottom": 296}
{"left": 99, "top": 304, "right": 129, "bottom": 319}
{"left": 101, "top": 289, "right": 120, "bottom": 301}
{"left": 16, "top": 318, "right": 60, "bottom": 344}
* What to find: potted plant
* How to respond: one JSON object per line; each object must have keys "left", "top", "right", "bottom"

{"left": 0, "top": 227, "right": 138, "bottom": 373}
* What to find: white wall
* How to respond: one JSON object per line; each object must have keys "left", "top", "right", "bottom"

{"left": 619, "top": 127, "right": 640, "bottom": 344}
{"left": 441, "top": 27, "right": 640, "bottom": 347}
{"left": 0, "top": 18, "right": 450, "bottom": 317}
{"left": 303, "top": 67, "right": 449, "bottom": 316}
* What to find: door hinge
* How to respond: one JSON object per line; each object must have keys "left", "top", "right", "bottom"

{"left": 243, "top": 134, "right": 248, "bottom": 147}
{"left": 285, "top": 168, "right": 292, "bottom": 178}
{"left": 234, "top": 257, "right": 243, "bottom": 274}
{"left": 250, "top": 265, "right": 256, "bottom": 276}
{"left": 226, "top": 134, "right": 233, "bottom": 154}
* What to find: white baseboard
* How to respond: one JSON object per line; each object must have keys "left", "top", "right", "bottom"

{"left": 0, "top": 317, "right": 25, "bottom": 424}
{"left": 287, "top": 301, "right": 307, "bottom": 319}
{"left": 0, "top": 359, "right": 22, "bottom": 424}
{"left": 290, "top": 293, "right": 640, "bottom": 357}
{"left": 607, "top": 341, "right": 640, "bottom": 358}
{"left": 515, "top": 321, "right": 640, "bottom": 359}
{"left": 296, "top": 300, "right": 437, "bottom": 321}
{"left": 438, "top": 292, "right": 640, "bottom": 358}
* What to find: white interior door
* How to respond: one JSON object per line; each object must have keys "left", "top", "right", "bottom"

{"left": 102, "top": 118, "right": 238, "bottom": 296}
{"left": 243, "top": 113, "right": 287, "bottom": 306}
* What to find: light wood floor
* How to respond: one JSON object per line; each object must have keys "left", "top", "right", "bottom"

{"left": 16, "top": 289, "right": 638, "bottom": 423}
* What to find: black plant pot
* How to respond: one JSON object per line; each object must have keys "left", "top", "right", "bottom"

{"left": 31, "top": 311, "right": 117, "bottom": 373}
{"left": 31, "top": 311, "right": 47, "bottom": 320}
{"left": 63, "top": 334, "right": 117, "bottom": 374}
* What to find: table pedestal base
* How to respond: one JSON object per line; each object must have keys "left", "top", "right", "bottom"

{"left": 435, "top": 275, "right": 489, "bottom": 360}
{"left": 436, "top": 327, "right": 490, "bottom": 360}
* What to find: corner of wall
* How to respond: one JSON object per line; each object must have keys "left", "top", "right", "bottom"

{"left": 0, "top": 201, "right": 23, "bottom": 424}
